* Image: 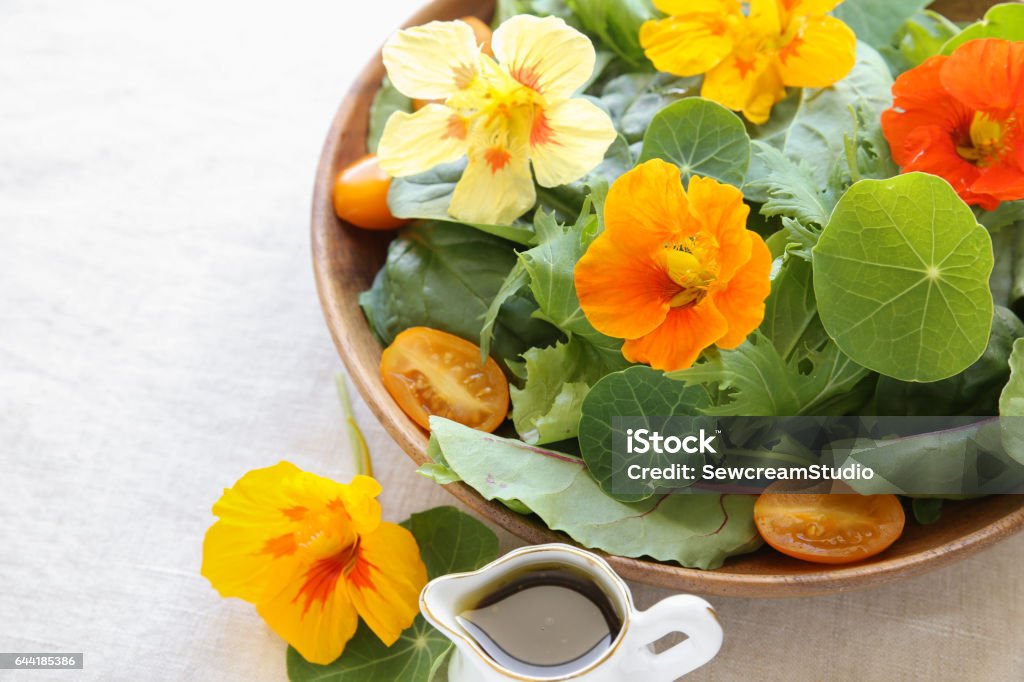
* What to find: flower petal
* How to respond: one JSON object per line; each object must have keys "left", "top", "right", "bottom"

{"left": 377, "top": 104, "right": 469, "bottom": 177}
{"left": 202, "top": 462, "right": 307, "bottom": 602}
{"left": 603, "top": 159, "right": 694, "bottom": 250}
{"left": 685, "top": 175, "right": 751, "bottom": 283}
{"left": 449, "top": 136, "right": 535, "bottom": 224}
{"left": 575, "top": 230, "right": 675, "bottom": 340}
{"left": 972, "top": 164, "right": 1024, "bottom": 205}
{"left": 701, "top": 52, "right": 785, "bottom": 124}
{"left": 347, "top": 523, "right": 427, "bottom": 646}
{"left": 383, "top": 20, "right": 482, "bottom": 100}
{"left": 712, "top": 233, "right": 773, "bottom": 349}
{"left": 784, "top": 0, "right": 842, "bottom": 16}
{"left": 654, "top": 0, "right": 739, "bottom": 12}
{"left": 529, "top": 98, "right": 617, "bottom": 188}
{"left": 940, "top": 38, "right": 1024, "bottom": 117}
{"left": 336, "top": 475, "right": 383, "bottom": 536}
{"left": 257, "top": 556, "right": 360, "bottom": 665}
{"left": 748, "top": 0, "right": 782, "bottom": 37}
{"left": 776, "top": 15, "right": 856, "bottom": 88}
{"left": 640, "top": 15, "right": 735, "bottom": 77}
{"left": 896, "top": 124, "right": 992, "bottom": 207}
{"left": 622, "top": 298, "right": 729, "bottom": 371}
{"left": 491, "top": 15, "right": 595, "bottom": 99}
{"left": 881, "top": 55, "right": 971, "bottom": 167}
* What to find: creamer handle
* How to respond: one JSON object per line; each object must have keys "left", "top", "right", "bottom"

{"left": 627, "top": 594, "right": 723, "bottom": 681}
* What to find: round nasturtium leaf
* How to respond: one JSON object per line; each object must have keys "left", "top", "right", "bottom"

{"left": 812, "top": 173, "right": 994, "bottom": 382}
{"left": 638, "top": 97, "right": 751, "bottom": 188}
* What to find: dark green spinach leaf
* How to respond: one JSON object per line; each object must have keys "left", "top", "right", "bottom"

{"left": 359, "top": 222, "right": 559, "bottom": 366}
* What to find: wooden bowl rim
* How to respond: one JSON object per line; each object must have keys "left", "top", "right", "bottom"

{"left": 311, "top": 0, "right": 1024, "bottom": 598}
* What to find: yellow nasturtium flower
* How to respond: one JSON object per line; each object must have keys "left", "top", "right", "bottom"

{"left": 640, "top": 0, "right": 857, "bottom": 124}
{"left": 378, "top": 15, "right": 617, "bottom": 225}
{"left": 202, "top": 463, "right": 426, "bottom": 665}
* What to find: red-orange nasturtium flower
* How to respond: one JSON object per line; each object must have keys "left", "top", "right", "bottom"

{"left": 202, "top": 463, "right": 426, "bottom": 664}
{"left": 574, "top": 159, "right": 772, "bottom": 371}
{"left": 882, "top": 38, "right": 1024, "bottom": 210}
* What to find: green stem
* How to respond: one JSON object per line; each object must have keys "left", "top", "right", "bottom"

{"left": 336, "top": 374, "right": 373, "bottom": 478}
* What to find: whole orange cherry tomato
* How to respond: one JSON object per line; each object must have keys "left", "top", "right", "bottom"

{"left": 754, "top": 483, "right": 906, "bottom": 564}
{"left": 380, "top": 327, "right": 509, "bottom": 433}
{"left": 332, "top": 154, "right": 407, "bottom": 230}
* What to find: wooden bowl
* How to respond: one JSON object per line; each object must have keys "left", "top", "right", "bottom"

{"left": 313, "top": 0, "right": 1024, "bottom": 597}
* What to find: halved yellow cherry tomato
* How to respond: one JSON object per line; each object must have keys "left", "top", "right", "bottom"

{"left": 754, "top": 483, "right": 906, "bottom": 564}
{"left": 380, "top": 327, "right": 509, "bottom": 432}
{"left": 412, "top": 17, "right": 492, "bottom": 111}
{"left": 332, "top": 154, "right": 407, "bottom": 230}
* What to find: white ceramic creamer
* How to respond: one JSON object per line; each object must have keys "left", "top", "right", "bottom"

{"left": 420, "top": 543, "right": 723, "bottom": 682}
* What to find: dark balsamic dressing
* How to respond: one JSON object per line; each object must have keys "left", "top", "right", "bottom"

{"left": 456, "top": 566, "right": 622, "bottom": 677}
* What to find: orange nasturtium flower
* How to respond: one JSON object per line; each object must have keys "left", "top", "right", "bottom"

{"left": 640, "top": 0, "right": 856, "bottom": 124}
{"left": 377, "top": 15, "right": 617, "bottom": 225}
{"left": 201, "top": 463, "right": 426, "bottom": 664}
{"left": 881, "top": 39, "right": 1024, "bottom": 211}
{"left": 575, "top": 159, "right": 772, "bottom": 371}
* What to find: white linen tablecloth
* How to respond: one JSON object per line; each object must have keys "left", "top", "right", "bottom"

{"left": 1, "top": 1, "right": 1021, "bottom": 679}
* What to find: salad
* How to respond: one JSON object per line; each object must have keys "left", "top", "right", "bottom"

{"left": 332, "top": 0, "right": 1024, "bottom": 569}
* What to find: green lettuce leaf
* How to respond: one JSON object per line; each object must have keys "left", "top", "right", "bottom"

{"left": 748, "top": 140, "right": 839, "bottom": 228}
{"left": 359, "top": 221, "right": 559, "bottom": 367}
{"left": 510, "top": 338, "right": 619, "bottom": 445}
{"left": 668, "top": 333, "right": 871, "bottom": 417}
{"left": 837, "top": 418, "right": 1024, "bottom": 496}
{"left": 565, "top": 0, "right": 654, "bottom": 66}
{"left": 367, "top": 77, "right": 411, "bottom": 153}
{"left": 519, "top": 210, "right": 627, "bottom": 368}
{"left": 812, "top": 173, "right": 995, "bottom": 382}
{"left": 760, "top": 256, "right": 830, "bottom": 364}
{"left": 495, "top": 0, "right": 574, "bottom": 24}
{"left": 286, "top": 507, "right": 498, "bottom": 681}
{"left": 978, "top": 200, "right": 1024, "bottom": 234}
{"left": 879, "top": 10, "right": 960, "bottom": 75}
{"left": 747, "top": 42, "right": 892, "bottom": 194}
{"left": 942, "top": 3, "right": 1024, "bottom": 54}
{"left": 1000, "top": 338, "right": 1024, "bottom": 464}
{"left": 597, "top": 72, "right": 700, "bottom": 144}
{"left": 1000, "top": 338, "right": 1024, "bottom": 417}
{"left": 426, "top": 417, "right": 762, "bottom": 570}
{"left": 832, "top": 0, "right": 931, "bottom": 50}
{"left": 506, "top": 207, "right": 628, "bottom": 442}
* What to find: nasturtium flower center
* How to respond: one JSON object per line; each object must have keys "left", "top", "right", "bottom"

{"left": 661, "top": 241, "right": 719, "bottom": 309}
{"left": 447, "top": 60, "right": 549, "bottom": 170}
{"left": 957, "top": 112, "right": 1008, "bottom": 165}
{"left": 288, "top": 503, "right": 357, "bottom": 564}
